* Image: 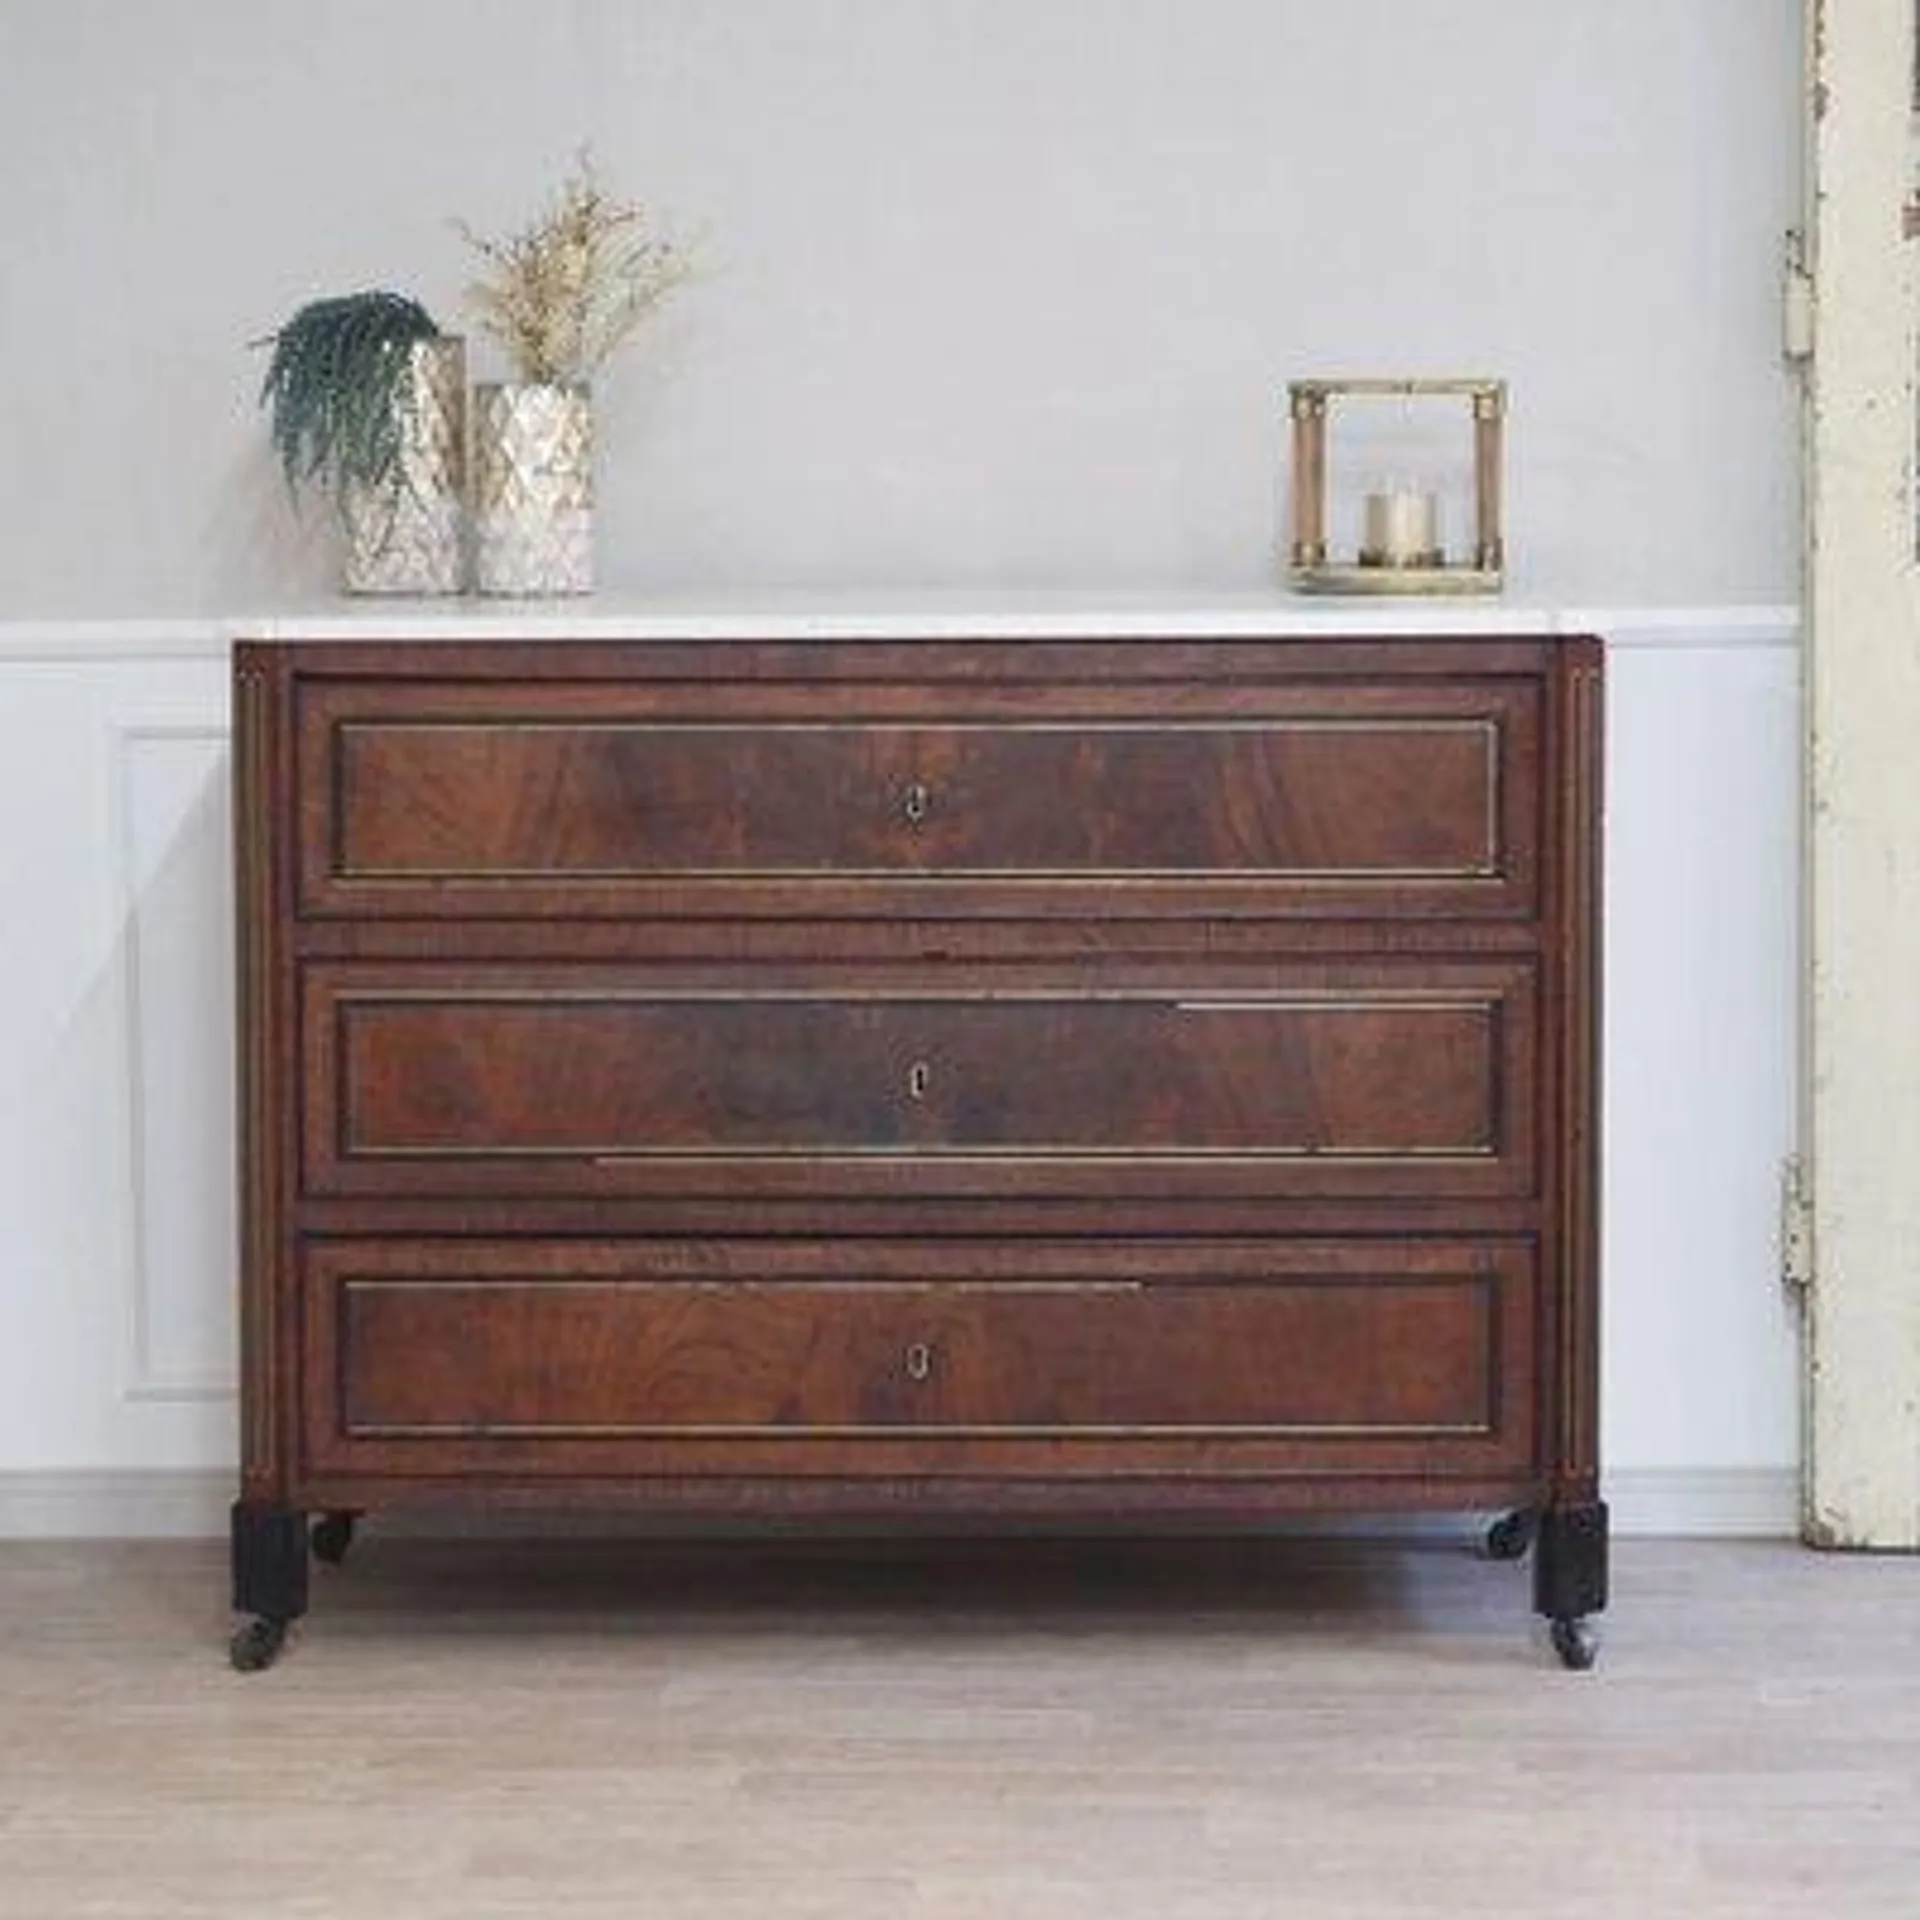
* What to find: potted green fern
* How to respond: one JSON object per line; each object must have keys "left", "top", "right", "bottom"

{"left": 256, "top": 290, "right": 466, "bottom": 594}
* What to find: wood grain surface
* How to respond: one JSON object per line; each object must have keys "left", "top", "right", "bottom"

{"left": 3, "top": 1536, "right": 1916, "bottom": 1919}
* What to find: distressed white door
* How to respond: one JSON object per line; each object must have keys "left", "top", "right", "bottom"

{"left": 1804, "top": 0, "right": 1920, "bottom": 1545}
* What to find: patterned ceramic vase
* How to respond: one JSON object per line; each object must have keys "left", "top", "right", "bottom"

{"left": 341, "top": 336, "right": 466, "bottom": 595}
{"left": 471, "top": 382, "right": 594, "bottom": 595}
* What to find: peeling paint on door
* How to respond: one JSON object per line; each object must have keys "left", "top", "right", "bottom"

{"left": 1804, "top": 0, "right": 1920, "bottom": 1547}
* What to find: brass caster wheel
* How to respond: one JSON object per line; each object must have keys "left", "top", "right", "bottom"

{"left": 1484, "top": 1509, "right": 1537, "bottom": 1562}
{"left": 310, "top": 1512, "right": 358, "bottom": 1567}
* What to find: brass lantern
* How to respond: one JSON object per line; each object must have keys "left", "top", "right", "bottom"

{"left": 1287, "top": 377, "right": 1506, "bottom": 595}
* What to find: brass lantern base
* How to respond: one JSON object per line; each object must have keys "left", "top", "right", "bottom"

{"left": 1293, "top": 562, "right": 1505, "bottom": 597}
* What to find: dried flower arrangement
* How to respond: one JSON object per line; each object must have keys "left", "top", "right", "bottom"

{"left": 456, "top": 154, "right": 694, "bottom": 386}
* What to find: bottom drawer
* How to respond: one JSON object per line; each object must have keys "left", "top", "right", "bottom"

{"left": 302, "top": 1239, "right": 1537, "bottom": 1481}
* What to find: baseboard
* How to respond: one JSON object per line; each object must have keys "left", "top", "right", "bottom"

{"left": 0, "top": 1470, "right": 233, "bottom": 1539}
{"left": 1601, "top": 1467, "right": 1801, "bottom": 1538}
{"left": 0, "top": 1467, "right": 1801, "bottom": 1542}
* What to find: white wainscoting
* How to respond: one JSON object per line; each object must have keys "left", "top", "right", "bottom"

{"left": 117, "top": 723, "right": 237, "bottom": 1404}
{"left": 0, "top": 611, "right": 1805, "bottom": 1538}
{"left": 0, "top": 638, "right": 237, "bottom": 1498}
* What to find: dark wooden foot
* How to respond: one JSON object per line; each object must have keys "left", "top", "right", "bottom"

{"left": 1534, "top": 1498, "right": 1607, "bottom": 1670}
{"left": 230, "top": 1501, "right": 308, "bottom": 1672}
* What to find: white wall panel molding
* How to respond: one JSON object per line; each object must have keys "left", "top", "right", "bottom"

{"left": 111, "top": 722, "right": 236, "bottom": 1406}
{"left": 0, "top": 652, "right": 233, "bottom": 1474}
{"left": 0, "top": 621, "right": 228, "bottom": 662}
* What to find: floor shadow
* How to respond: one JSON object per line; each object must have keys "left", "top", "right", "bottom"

{"left": 302, "top": 1524, "right": 1505, "bottom": 1644}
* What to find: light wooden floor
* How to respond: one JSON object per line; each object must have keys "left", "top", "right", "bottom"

{"left": 1, "top": 1532, "right": 1916, "bottom": 1919}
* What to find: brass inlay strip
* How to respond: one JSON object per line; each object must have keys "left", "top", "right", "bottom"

{"left": 583, "top": 1147, "right": 1496, "bottom": 1166}
{"left": 331, "top": 987, "right": 1509, "bottom": 1006}
{"left": 342, "top": 1279, "right": 1154, "bottom": 1295}
{"left": 341, "top": 718, "right": 1499, "bottom": 736}
{"left": 343, "top": 1420, "right": 1496, "bottom": 1441}
{"left": 331, "top": 866, "right": 1509, "bottom": 884}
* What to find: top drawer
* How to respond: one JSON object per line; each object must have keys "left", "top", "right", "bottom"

{"left": 281, "top": 645, "right": 1545, "bottom": 922}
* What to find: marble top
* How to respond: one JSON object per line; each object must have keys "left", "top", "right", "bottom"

{"left": 0, "top": 589, "right": 1800, "bottom": 658}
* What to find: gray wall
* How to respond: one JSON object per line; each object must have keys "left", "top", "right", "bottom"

{"left": 0, "top": 0, "right": 1800, "bottom": 613}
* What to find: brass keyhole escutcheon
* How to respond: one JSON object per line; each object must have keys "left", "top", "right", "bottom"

{"left": 901, "top": 780, "right": 931, "bottom": 826}
{"left": 904, "top": 1341, "right": 933, "bottom": 1382}
{"left": 906, "top": 1059, "right": 931, "bottom": 1101}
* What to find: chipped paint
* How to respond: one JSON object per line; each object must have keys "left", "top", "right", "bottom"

{"left": 1804, "top": 0, "right": 1920, "bottom": 1549}
{"left": 1802, "top": 1511, "right": 1846, "bottom": 1550}
{"left": 1801, "top": 1510, "right": 1882, "bottom": 1552}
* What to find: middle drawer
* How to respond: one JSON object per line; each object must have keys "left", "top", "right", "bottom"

{"left": 302, "top": 958, "right": 1538, "bottom": 1204}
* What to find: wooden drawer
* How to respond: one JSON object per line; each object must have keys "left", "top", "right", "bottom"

{"left": 293, "top": 667, "right": 1540, "bottom": 921}
{"left": 304, "top": 1237, "right": 1536, "bottom": 1480}
{"left": 301, "top": 958, "right": 1538, "bottom": 1204}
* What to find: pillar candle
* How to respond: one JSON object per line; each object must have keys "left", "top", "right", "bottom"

{"left": 1363, "top": 489, "right": 1439, "bottom": 566}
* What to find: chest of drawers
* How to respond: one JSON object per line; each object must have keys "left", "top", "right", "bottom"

{"left": 228, "top": 629, "right": 1606, "bottom": 1668}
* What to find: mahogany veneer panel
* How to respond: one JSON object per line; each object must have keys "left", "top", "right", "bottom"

{"left": 294, "top": 659, "right": 1542, "bottom": 922}
{"left": 305, "top": 1239, "right": 1533, "bottom": 1482}
{"left": 330, "top": 717, "right": 1501, "bottom": 876}
{"left": 303, "top": 959, "right": 1536, "bottom": 1203}
{"left": 339, "top": 1277, "right": 1500, "bottom": 1434}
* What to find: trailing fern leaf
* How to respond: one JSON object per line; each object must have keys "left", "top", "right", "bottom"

{"left": 256, "top": 291, "right": 443, "bottom": 526}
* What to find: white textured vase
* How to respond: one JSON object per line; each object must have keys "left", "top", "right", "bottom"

{"left": 472, "top": 382, "right": 594, "bottom": 596}
{"left": 341, "top": 336, "right": 466, "bottom": 595}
